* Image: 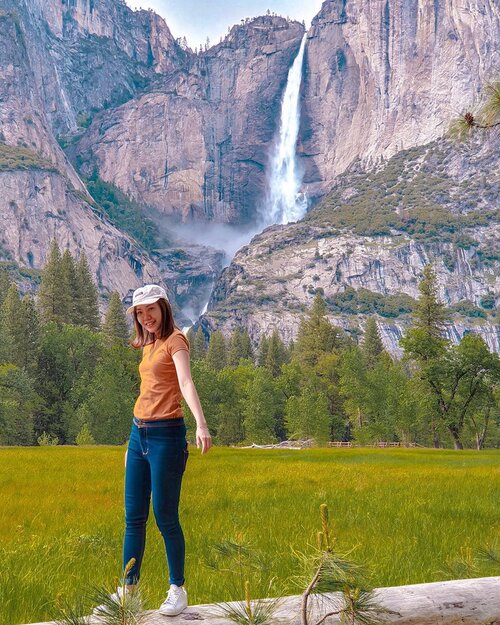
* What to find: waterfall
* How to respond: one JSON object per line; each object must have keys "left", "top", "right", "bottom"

{"left": 263, "top": 33, "right": 308, "bottom": 226}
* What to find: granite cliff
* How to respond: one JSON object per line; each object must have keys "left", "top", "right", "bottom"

{"left": 299, "top": 0, "right": 500, "bottom": 201}
{"left": 0, "top": 0, "right": 219, "bottom": 316}
{"left": 73, "top": 16, "right": 305, "bottom": 223}
{"left": 0, "top": 0, "right": 498, "bottom": 345}
{"left": 201, "top": 137, "right": 499, "bottom": 355}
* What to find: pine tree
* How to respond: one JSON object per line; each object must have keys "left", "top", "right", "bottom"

{"left": 76, "top": 343, "right": 139, "bottom": 444}
{"left": 0, "top": 363, "right": 37, "bottom": 445}
{"left": 285, "top": 383, "right": 331, "bottom": 444}
{"left": 243, "top": 367, "right": 278, "bottom": 443}
{"left": 205, "top": 330, "right": 226, "bottom": 371}
{"left": 102, "top": 291, "right": 130, "bottom": 345}
{"left": 240, "top": 329, "right": 254, "bottom": 362}
{"left": 294, "top": 293, "right": 343, "bottom": 366}
{"left": 38, "top": 239, "right": 68, "bottom": 325}
{"left": 414, "top": 264, "right": 449, "bottom": 338}
{"left": 76, "top": 423, "right": 96, "bottom": 445}
{"left": 1, "top": 285, "right": 40, "bottom": 371}
{"left": 20, "top": 294, "right": 41, "bottom": 372}
{"left": 191, "top": 327, "right": 207, "bottom": 361}
{"left": 1, "top": 283, "right": 20, "bottom": 361}
{"left": 60, "top": 248, "right": 79, "bottom": 324}
{"left": 227, "top": 327, "right": 246, "bottom": 367}
{"left": 258, "top": 334, "right": 269, "bottom": 367}
{"left": 75, "top": 251, "right": 100, "bottom": 331}
{"left": 215, "top": 369, "right": 245, "bottom": 445}
{"left": 399, "top": 264, "right": 451, "bottom": 447}
{"left": 362, "top": 317, "right": 385, "bottom": 368}
{"left": 0, "top": 266, "right": 11, "bottom": 309}
{"left": 400, "top": 263, "right": 449, "bottom": 364}
{"left": 265, "top": 329, "right": 289, "bottom": 377}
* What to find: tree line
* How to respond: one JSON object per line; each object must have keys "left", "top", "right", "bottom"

{"left": 0, "top": 242, "right": 498, "bottom": 449}
{"left": 186, "top": 265, "right": 499, "bottom": 449}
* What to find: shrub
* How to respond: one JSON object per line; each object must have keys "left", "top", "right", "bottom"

{"left": 37, "top": 431, "right": 59, "bottom": 446}
{"left": 76, "top": 424, "right": 96, "bottom": 446}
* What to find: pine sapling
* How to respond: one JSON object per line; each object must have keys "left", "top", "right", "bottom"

{"left": 297, "top": 504, "right": 390, "bottom": 625}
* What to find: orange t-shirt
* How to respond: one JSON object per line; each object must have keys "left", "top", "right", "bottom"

{"left": 133, "top": 329, "right": 190, "bottom": 421}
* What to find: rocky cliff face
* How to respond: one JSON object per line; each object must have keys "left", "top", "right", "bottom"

{"left": 1, "top": 0, "right": 498, "bottom": 340}
{"left": 300, "top": 0, "right": 500, "bottom": 200}
{"left": 73, "top": 16, "right": 305, "bottom": 223}
{"left": 202, "top": 221, "right": 499, "bottom": 356}
{"left": 0, "top": 9, "right": 85, "bottom": 191}
{"left": 0, "top": 168, "right": 163, "bottom": 294}
{"left": 0, "top": 0, "right": 217, "bottom": 315}
{"left": 12, "top": 0, "right": 186, "bottom": 135}
{"left": 201, "top": 138, "right": 500, "bottom": 356}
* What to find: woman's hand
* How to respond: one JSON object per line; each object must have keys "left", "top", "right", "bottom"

{"left": 196, "top": 424, "right": 212, "bottom": 454}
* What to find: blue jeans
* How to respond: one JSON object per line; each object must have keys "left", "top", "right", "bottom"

{"left": 123, "top": 418, "right": 189, "bottom": 586}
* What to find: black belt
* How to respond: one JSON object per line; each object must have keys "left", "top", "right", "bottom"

{"left": 133, "top": 416, "right": 185, "bottom": 429}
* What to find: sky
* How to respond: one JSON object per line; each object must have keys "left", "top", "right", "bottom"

{"left": 124, "top": 0, "right": 324, "bottom": 48}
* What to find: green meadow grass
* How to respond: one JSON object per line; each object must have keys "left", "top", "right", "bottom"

{"left": 1, "top": 446, "right": 499, "bottom": 624}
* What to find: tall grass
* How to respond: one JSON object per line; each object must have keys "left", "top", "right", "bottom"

{"left": 1, "top": 446, "right": 498, "bottom": 624}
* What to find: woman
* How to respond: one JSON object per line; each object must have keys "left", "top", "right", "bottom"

{"left": 96, "top": 284, "right": 212, "bottom": 617}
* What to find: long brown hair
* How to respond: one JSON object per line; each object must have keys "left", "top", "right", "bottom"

{"left": 131, "top": 298, "right": 177, "bottom": 348}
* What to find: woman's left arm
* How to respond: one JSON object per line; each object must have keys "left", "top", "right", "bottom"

{"left": 173, "top": 350, "right": 212, "bottom": 454}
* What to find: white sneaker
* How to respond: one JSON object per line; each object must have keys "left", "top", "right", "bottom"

{"left": 92, "top": 586, "right": 142, "bottom": 617}
{"left": 159, "top": 584, "right": 188, "bottom": 616}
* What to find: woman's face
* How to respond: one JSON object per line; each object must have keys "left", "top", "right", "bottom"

{"left": 135, "top": 301, "right": 162, "bottom": 336}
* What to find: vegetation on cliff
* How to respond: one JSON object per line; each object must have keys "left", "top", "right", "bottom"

{"left": 0, "top": 142, "right": 58, "bottom": 173}
{"left": 82, "top": 169, "right": 160, "bottom": 252}
{"left": 307, "top": 139, "right": 499, "bottom": 244}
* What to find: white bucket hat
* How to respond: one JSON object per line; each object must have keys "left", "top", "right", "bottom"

{"left": 126, "top": 284, "right": 169, "bottom": 314}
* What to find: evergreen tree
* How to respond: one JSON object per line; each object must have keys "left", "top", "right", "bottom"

{"left": 0, "top": 364, "right": 37, "bottom": 445}
{"left": 243, "top": 367, "right": 278, "bottom": 443}
{"left": 215, "top": 369, "right": 245, "bottom": 445}
{"left": 181, "top": 360, "right": 221, "bottom": 434}
{"left": 257, "top": 334, "right": 269, "bottom": 367}
{"left": 240, "top": 329, "right": 254, "bottom": 362}
{"left": 1, "top": 283, "right": 20, "bottom": 359}
{"left": 413, "top": 264, "right": 449, "bottom": 339}
{"left": 76, "top": 343, "right": 139, "bottom": 444}
{"left": 191, "top": 327, "right": 207, "bottom": 361}
{"left": 294, "top": 293, "right": 344, "bottom": 366}
{"left": 60, "top": 248, "right": 79, "bottom": 324}
{"left": 0, "top": 266, "right": 11, "bottom": 308}
{"left": 102, "top": 291, "right": 129, "bottom": 345}
{"left": 399, "top": 264, "right": 450, "bottom": 446}
{"left": 20, "top": 294, "right": 41, "bottom": 372}
{"left": 75, "top": 251, "right": 100, "bottom": 331}
{"left": 38, "top": 239, "right": 68, "bottom": 325}
{"left": 227, "top": 327, "right": 245, "bottom": 367}
{"left": 362, "top": 317, "right": 385, "bottom": 368}
{"left": 76, "top": 423, "right": 96, "bottom": 446}
{"left": 0, "top": 268, "right": 12, "bottom": 362}
{"left": 206, "top": 330, "right": 226, "bottom": 371}
{"left": 1, "top": 285, "right": 40, "bottom": 371}
{"left": 227, "top": 327, "right": 254, "bottom": 367}
{"left": 285, "top": 383, "right": 331, "bottom": 444}
{"left": 265, "top": 329, "right": 289, "bottom": 377}
{"left": 35, "top": 323, "right": 103, "bottom": 442}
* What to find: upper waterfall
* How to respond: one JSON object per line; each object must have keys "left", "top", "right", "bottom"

{"left": 262, "top": 33, "right": 308, "bottom": 226}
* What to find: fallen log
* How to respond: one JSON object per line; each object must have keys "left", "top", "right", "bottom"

{"left": 26, "top": 576, "right": 500, "bottom": 625}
